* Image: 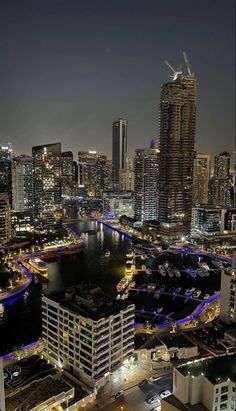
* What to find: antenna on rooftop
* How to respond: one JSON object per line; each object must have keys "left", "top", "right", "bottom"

{"left": 183, "top": 51, "right": 192, "bottom": 75}
{"left": 164, "top": 60, "right": 182, "bottom": 81}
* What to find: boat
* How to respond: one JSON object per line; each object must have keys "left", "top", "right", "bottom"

{"left": 105, "top": 249, "right": 111, "bottom": 257}
{"left": 125, "top": 261, "right": 132, "bottom": 274}
{"left": 193, "top": 290, "right": 201, "bottom": 299}
{"left": 166, "top": 267, "right": 174, "bottom": 277}
{"left": 211, "top": 260, "right": 224, "bottom": 269}
{"left": 126, "top": 249, "right": 134, "bottom": 259}
{"left": 158, "top": 265, "right": 166, "bottom": 276}
{"left": 64, "top": 243, "right": 84, "bottom": 255}
{"left": 116, "top": 277, "right": 130, "bottom": 293}
{"left": 198, "top": 262, "right": 209, "bottom": 271}
{"left": 29, "top": 257, "right": 48, "bottom": 274}
{"left": 173, "top": 268, "right": 181, "bottom": 278}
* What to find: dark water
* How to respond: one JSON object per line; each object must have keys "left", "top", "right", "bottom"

{"left": 0, "top": 220, "right": 131, "bottom": 355}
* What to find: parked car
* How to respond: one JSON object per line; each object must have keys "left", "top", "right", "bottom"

{"left": 149, "top": 375, "right": 161, "bottom": 382}
{"left": 160, "top": 390, "right": 171, "bottom": 399}
{"left": 138, "top": 379, "right": 148, "bottom": 387}
{"left": 147, "top": 395, "right": 160, "bottom": 404}
{"left": 115, "top": 390, "right": 124, "bottom": 399}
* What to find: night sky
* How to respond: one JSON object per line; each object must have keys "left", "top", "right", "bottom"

{"left": 0, "top": 0, "right": 234, "bottom": 159}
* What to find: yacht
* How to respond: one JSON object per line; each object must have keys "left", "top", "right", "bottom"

{"left": 29, "top": 257, "right": 48, "bottom": 274}
{"left": 193, "top": 290, "right": 201, "bottom": 299}
{"left": 198, "top": 261, "right": 209, "bottom": 271}
{"left": 116, "top": 277, "right": 130, "bottom": 293}
{"left": 126, "top": 249, "right": 134, "bottom": 259}
{"left": 105, "top": 249, "right": 111, "bottom": 257}
{"left": 158, "top": 265, "right": 166, "bottom": 276}
{"left": 173, "top": 268, "right": 181, "bottom": 278}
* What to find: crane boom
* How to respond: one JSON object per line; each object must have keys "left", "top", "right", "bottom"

{"left": 183, "top": 51, "right": 192, "bottom": 75}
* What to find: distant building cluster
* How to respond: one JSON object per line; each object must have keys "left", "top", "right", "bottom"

{"left": 0, "top": 68, "right": 234, "bottom": 245}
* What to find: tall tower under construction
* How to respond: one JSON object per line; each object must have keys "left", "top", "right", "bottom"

{"left": 158, "top": 57, "right": 197, "bottom": 241}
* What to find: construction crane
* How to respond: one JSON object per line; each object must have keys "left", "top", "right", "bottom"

{"left": 183, "top": 51, "right": 192, "bottom": 75}
{"left": 164, "top": 60, "right": 182, "bottom": 81}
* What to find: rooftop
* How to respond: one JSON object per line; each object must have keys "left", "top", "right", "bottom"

{"left": 159, "top": 333, "right": 196, "bottom": 349}
{"left": 162, "top": 395, "right": 208, "bottom": 411}
{"left": 177, "top": 353, "right": 236, "bottom": 384}
{"left": 43, "top": 284, "right": 133, "bottom": 321}
{"left": 5, "top": 375, "right": 73, "bottom": 411}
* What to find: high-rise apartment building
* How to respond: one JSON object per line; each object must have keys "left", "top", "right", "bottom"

{"left": 12, "top": 155, "right": 33, "bottom": 212}
{"left": 32, "top": 143, "right": 62, "bottom": 231}
{"left": 0, "top": 192, "right": 12, "bottom": 244}
{"left": 0, "top": 144, "right": 13, "bottom": 207}
{"left": 78, "top": 150, "right": 97, "bottom": 196}
{"left": 95, "top": 154, "right": 109, "bottom": 198}
{"left": 220, "top": 251, "right": 236, "bottom": 324}
{"left": 193, "top": 153, "right": 210, "bottom": 205}
{"left": 214, "top": 151, "right": 230, "bottom": 178}
{"left": 78, "top": 151, "right": 108, "bottom": 198}
{"left": 209, "top": 152, "right": 232, "bottom": 206}
{"left": 42, "top": 285, "right": 135, "bottom": 388}
{"left": 120, "top": 157, "right": 134, "bottom": 191}
{"left": 158, "top": 73, "right": 196, "bottom": 240}
{"left": 134, "top": 141, "right": 159, "bottom": 222}
{"left": 61, "top": 151, "right": 74, "bottom": 197}
{"left": 112, "top": 118, "right": 128, "bottom": 191}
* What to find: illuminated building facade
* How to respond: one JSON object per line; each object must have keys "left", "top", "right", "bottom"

{"left": 32, "top": 143, "right": 62, "bottom": 231}
{"left": 112, "top": 118, "right": 128, "bottom": 191}
{"left": 209, "top": 152, "right": 232, "bottom": 206}
{"left": 159, "top": 74, "right": 196, "bottom": 240}
{"left": 12, "top": 155, "right": 33, "bottom": 212}
{"left": 42, "top": 285, "right": 135, "bottom": 388}
{"left": 120, "top": 158, "right": 134, "bottom": 192}
{"left": 61, "top": 151, "right": 74, "bottom": 197}
{"left": 193, "top": 153, "right": 210, "bottom": 205}
{"left": 134, "top": 141, "right": 159, "bottom": 222}
{"left": 103, "top": 191, "right": 133, "bottom": 218}
{"left": 0, "top": 144, "right": 13, "bottom": 207}
{"left": 78, "top": 151, "right": 108, "bottom": 198}
{"left": 0, "top": 192, "right": 12, "bottom": 244}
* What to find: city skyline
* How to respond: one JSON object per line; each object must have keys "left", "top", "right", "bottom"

{"left": 0, "top": 0, "right": 234, "bottom": 158}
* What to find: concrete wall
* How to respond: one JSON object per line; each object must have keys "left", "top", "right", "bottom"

{"left": 173, "top": 369, "right": 190, "bottom": 404}
{"left": 202, "top": 378, "right": 214, "bottom": 411}
{"left": 189, "top": 375, "right": 203, "bottom": 405}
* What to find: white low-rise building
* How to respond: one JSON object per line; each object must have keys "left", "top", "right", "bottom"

{"left": 42, "top": 285, "right": 135, "bottom": 388}
{"left": 161, "top": 353, "right": 236, "bottom": 411}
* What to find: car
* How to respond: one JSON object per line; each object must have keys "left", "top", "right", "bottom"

{"left": 114, "top": 390, "right": 124, "bottom": 399}
{"left": 138, "top": 378, "right": 148, "bottom": 387}
{"left": 149, "top": 375, "right": 161, "bottom": 382}
{"left": 147, "top": 395, "right": 160, "bottom": 404}
{"left": 160, "top": 390, "right": 171, "bottom": 399}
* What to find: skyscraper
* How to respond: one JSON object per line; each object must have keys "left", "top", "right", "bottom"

{"left": 12, "top": 155, "right": 33, "bottom": 212}
{"left": 0, "top": 144, "right": 13, "bottom": 207}
{"left": 192, "top": 153, "right": 211, "bottom": 205}
{"left": 112, "top": 118, "right": 128, "bottom": 191}
{"left": 0, "top": 192, "right": 12, "bottom": 244}
{"left": 158, "top": 72, "right": 196, "bottom": 240}
{"left": 78, "top": 150, "right": 97, "bottom": 196}
{"left": 134, "top": 141, "right": 159, "bottom": 222}
{"left": 209, "top": 151, "right": 232, "bottom": 206}
{"left": 220, "top": 250, "right": 236, "bottom": 324}
{"left": 214, "top": 151, "right": 230, "bottom": 178}
{"left": 32, "top": 143, "right": 62, "bottom": 231}
{"left": 78, "top": 151, "right": 108, "bottom": 198}
{"left": 61, "top": 151, "right": 74, "bottom": 197}
{"left": 95, "top": 154, "right": 109, "bottom": 198}
{"left": 119, "top": 157, "right": 134, "bottom": 192}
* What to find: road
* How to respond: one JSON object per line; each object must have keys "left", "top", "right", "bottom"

{"left": 85, "top": 375, "right": 172, "bottom": 411}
